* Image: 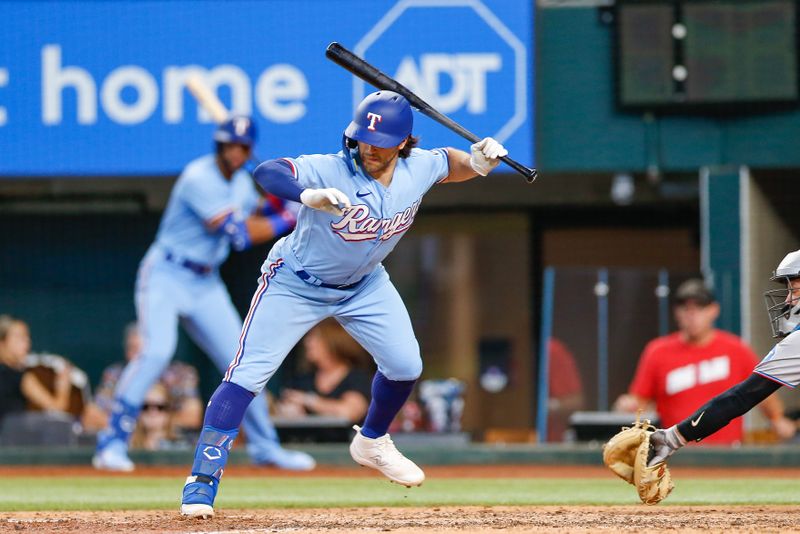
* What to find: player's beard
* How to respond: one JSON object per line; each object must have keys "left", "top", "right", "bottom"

{"left": 361, "top": 150, "right": 399, "bottom": 178}
{"left": 216, "top": 154, "right": 237, "bottom": 179}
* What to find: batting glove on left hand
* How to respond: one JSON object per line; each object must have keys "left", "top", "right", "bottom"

{"left": 469, "top": 137, "right": 508, "bottom": 176}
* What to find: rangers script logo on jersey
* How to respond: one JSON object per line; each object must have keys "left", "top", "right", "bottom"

{"left": 330, "top": 200, "right": 421, "bottom": 242}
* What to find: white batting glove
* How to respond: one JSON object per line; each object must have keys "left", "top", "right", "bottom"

{"left": 299, "top": 188, "right": 351, "bottom": 216}
{"left": 469, "top": 137, "right": 508, "bottom": 176}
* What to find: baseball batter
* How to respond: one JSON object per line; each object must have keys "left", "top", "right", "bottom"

{"left": 180, "top": 90, "right": 508, "bottom": 518}
{"left": 93, "top": 116, "right": 315, "bottom": 472}
{"left": 647, "top": 249, "right": 800, "bottom": 466}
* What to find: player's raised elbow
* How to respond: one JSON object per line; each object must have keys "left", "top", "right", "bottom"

{"left": 253, "top": 159, "right": 304, "bottom": 203}
{"left": 252, "top": 159, "right": 280, "bottom": 192}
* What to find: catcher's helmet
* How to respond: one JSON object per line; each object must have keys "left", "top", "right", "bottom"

{"left": 765, "top": 249, "right": 800, "bottom": 337}
{"left": 344, "top": 91, "right": 413, "bottom": 148}
{"left": 214, "top": 115, "right": 257, "bottom": 146}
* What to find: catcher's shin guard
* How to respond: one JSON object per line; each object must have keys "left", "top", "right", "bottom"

{"left": 181, "top": 426, "right": 238, "bottom": 517}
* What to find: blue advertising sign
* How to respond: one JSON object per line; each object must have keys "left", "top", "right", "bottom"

{"left": 0, "top": 0, "right": 533, "bottom": 176}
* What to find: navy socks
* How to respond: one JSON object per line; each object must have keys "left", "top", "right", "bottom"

{"left": 204, "top": 381, "right": 255, "bottom": 430}
{"left": 361, "top": 371, "right": 416, "bottom": 439}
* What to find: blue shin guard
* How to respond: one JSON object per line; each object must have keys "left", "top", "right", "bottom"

{"left": 182, "top": 426, "right": 238, "bottom": 508}
{"left": 182, "top": 381, "right": 254, "bottom": 510}
{"left": 97, "top": 398, "right": 140, "bottom": 450}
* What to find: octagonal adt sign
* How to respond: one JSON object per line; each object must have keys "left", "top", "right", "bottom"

{"left": 354, "top": 0, "right": 533, "bottom": 166}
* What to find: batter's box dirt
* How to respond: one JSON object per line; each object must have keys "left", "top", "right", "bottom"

{"left": 2, "top": 506, "right": 800, "bottom": 533}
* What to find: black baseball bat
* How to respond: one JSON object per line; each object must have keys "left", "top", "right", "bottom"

{"left": 325, "top": 42, "right": 538, "bottom": 183}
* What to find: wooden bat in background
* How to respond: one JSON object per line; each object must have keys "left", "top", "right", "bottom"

{"left": 185, "top": 74, "right": 270, "bottom": 195}
{"left": 325, "top": 42, "right": 538, "bottom": 183}
{"left": 185, "top": 74, "right": 229, "bottom": 124}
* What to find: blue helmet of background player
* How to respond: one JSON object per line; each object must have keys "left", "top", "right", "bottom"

{"left": 345, "top": 91, "right": 413, "bottom": 148}
{"left": 214, "top": 115, "right": 257, "bottom": 147}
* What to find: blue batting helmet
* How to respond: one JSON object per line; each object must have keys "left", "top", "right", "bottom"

{"left": 214, "top": 115, "right": 257, "bottom": 146}
{"left": 344, "top": 91, "right": 413, "bottom": 148}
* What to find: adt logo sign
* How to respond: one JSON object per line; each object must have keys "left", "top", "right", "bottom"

{"left": 354, "top": 0, "right": 528, "bottom": 150}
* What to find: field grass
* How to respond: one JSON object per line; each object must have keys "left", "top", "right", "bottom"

{"left": 2, "top": 476, "right": 799, "bottom": 511}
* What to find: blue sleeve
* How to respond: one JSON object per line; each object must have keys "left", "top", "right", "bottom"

{"left": 253, "top": 159, "right": 305, "bottom": 203}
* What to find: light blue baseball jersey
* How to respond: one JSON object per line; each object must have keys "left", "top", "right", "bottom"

{"left": 223, "top": 146, "right": 451, "bottom": 391}
{"left": 272, "top": 147, "right": 449, "bottom": 285}
{"left": 154, "top": 154, "right": 260, "bottom": 267}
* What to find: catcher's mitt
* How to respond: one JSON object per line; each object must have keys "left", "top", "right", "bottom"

{"left": 602, "top": 414, "right": 674, "bottom": 505}
{"left": 634, "top": 430, "right": 674, "bottom": 505}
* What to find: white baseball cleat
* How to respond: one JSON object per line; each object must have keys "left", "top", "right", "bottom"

{"left": 349, "top": 425, "right": 425, "bottom": 487}
{"left": 92, "top": 440, "right": 134, "bottom": 472}
{"left": 180, "top": 503, "right": 215, "bottom": 519}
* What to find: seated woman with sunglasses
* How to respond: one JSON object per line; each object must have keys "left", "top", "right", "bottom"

{"left": 130, "top": 383, "right": 183, "bottom": 451}
{"left": 87, "top": 322, "right": 203, "bottom": 435}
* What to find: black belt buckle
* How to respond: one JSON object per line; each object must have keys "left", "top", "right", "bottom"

{"left": 182, "top": 260, "right": 212, "bottom": 276}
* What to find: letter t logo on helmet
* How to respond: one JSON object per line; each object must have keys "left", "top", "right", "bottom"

{"left": 213, "top": 115, "right": 257, "bottom": 147}
{"left": 344, "top": 91, "right": 413, "bottom": 148}
{"left": 366, "top": 112, "right": 383, "bottom": 131}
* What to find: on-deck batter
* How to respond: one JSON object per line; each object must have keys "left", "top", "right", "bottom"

{"left": 93, "top": 116, "right": 315, "bottom": 473}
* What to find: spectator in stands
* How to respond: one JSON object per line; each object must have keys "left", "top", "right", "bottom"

{"left": 25, "top": 351, "right": 92, "bottom": 422}
{"left": 614, "top": 278, "right": 795, "bottom": 444}
{"left": 0, "top": 315, "right": 74, "bottom": 419}
{"left": 130, "top": 383, "right": 184, "bottom": 450}
{"left": 276, "top": 318, "right": 372, "bottom": 423}
{"left": 86, "top": 322, "right": 203, "bottom": 433}
{"left": 547, "top": 338, "right": 584, "bottom": 442}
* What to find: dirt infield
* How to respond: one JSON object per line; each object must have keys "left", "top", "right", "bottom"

{"left": 3, "top": 466, "right": 800, "bottom": 532}
{"left": 3, "top": 505, "right": 799, "bottom": 533}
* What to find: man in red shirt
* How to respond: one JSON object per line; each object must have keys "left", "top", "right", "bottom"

{"left": 615, "top": 279, "right": 793, "bottom": 444}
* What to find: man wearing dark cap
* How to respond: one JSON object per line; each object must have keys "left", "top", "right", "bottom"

{"left": 615, "top": 278, "right": 793, "bottom": 444}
